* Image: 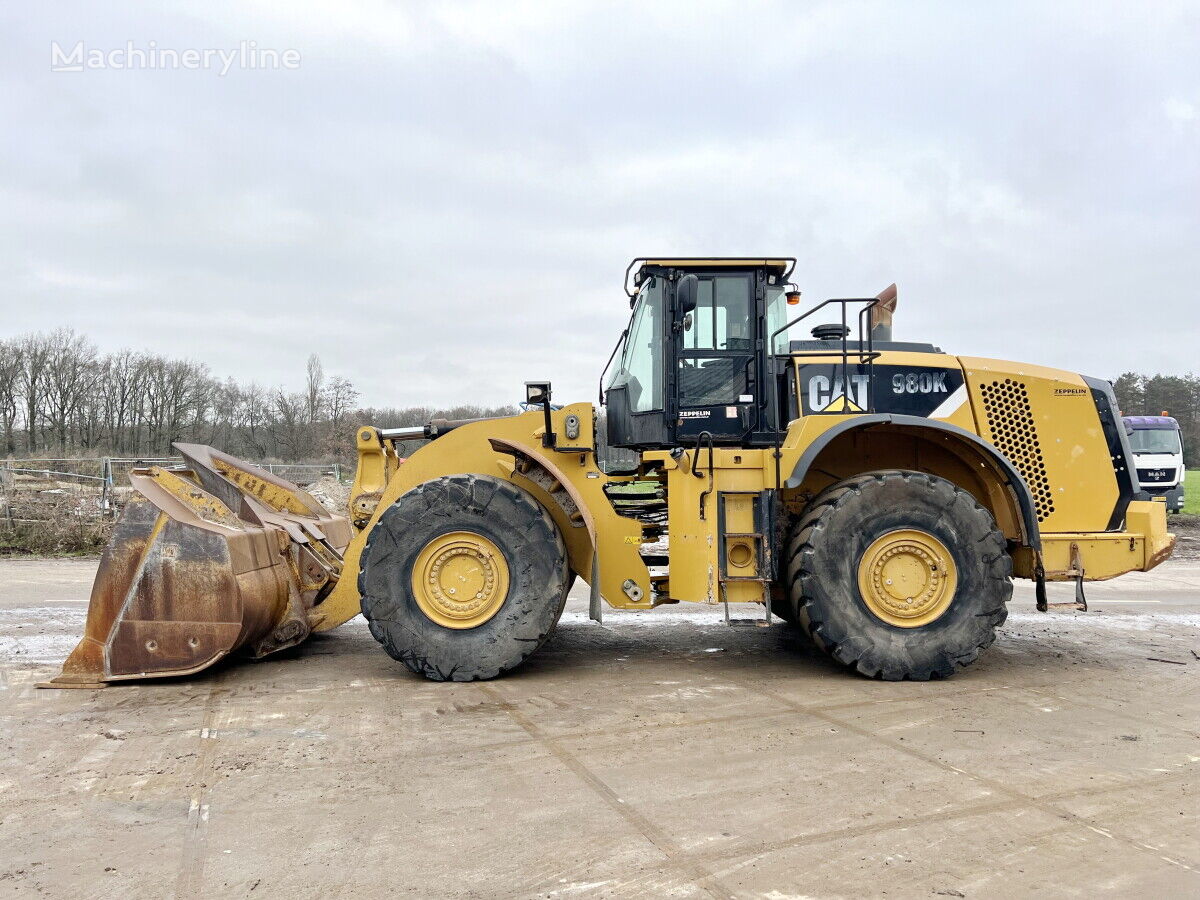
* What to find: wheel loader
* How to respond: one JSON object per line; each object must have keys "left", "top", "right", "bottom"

{"left": 44, "top": 258, "right": 1175, "bottom": 687}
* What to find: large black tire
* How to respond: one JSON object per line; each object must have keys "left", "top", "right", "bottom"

{"left": 784, "top": 470, "right": 1011, "bottom": 680}
{"left": 358, "top": 474, "right": 570, "bottom": 682}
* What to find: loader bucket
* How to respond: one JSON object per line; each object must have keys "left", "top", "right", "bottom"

{"left": 40, "top": 446, "right": 351, "bottom": 688}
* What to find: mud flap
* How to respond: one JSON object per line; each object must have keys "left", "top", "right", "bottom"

{"left": 589, "top": 551, "right": 603, "bottom": 624}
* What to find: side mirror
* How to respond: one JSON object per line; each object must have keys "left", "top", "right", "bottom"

{"left": 525, "top": 381, "right": 556, "bottom": 448}
{"left": 525, "top": 381, "right": 552, "bottom": 406}
{"left": 676, "top": 274, "right": 699, "bottom": 316}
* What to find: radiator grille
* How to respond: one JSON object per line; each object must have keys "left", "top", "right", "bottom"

{"left": 979, "top": 379, "right": 1055, "bottom": 522}
{"left": 1136, "top": 467, "right": 1176, "bottom": 485}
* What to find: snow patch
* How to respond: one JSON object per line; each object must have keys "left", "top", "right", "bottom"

{"left": 1008, "top": 612, "right": 1200, "bottom": 631}
{"left": 0, "top": 633, "right": 78, "bottom": 664}
{"left": 559, "top": 609, "right": 731, "bottom": 627}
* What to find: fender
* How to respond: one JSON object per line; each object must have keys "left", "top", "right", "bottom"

{"left": 785, "top": 413, "right": 1041, "bottom": 551}
{"left": 487, "top": 437, "right": 597, "bottom": 545}
{"left": 488, "top": 437, "right": 629, "bottom": 622}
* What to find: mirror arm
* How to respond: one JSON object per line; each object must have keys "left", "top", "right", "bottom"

{"left": 597, "top": 325, "right": 630, "bottom": 406}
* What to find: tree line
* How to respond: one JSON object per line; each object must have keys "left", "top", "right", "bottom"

{"left": 0, "top": 329, "right": 516, "bottom": 463}
{"left": 1112, "top": 372, "right": 1199, "bottom": 466}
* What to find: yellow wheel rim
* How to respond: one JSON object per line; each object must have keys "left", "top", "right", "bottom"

{"left": 411, "top": 531, "right": 510, "bottom": 629}
{"left": 856, "top": 529, "right": 958, "bottom": 628}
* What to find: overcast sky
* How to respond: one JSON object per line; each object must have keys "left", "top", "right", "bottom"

{"left": 2, "top": 1, "right": 1198, "bottom": 408}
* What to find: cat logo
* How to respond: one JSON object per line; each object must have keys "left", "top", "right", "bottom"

{"left": 808, "top": 373, "right": 870, "bottom": 412}
{"left": 800, "top": 364, "right": 966, "bottom": 417}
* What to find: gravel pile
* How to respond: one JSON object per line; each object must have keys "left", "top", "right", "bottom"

{"left": 306, "top": 476, "right": 351, "bottom": 515}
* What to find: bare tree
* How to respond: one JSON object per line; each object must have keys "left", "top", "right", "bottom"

{"left": 239, "top": 382, "right": 272, "bottom": 458}
{"left": 0, "top": 339, "right": 22, "bottom": 454}
{"left": 305, "top": 354, "right": 324, "bottom": 426}
{"left": 272, "top": 388, "right": 305, "bottom": 459}
{"left": 325, "top": 376, "right": 358, "bottom": 425}
{"left": 43, "top": 329, "right": 98, "bottom": 450}
{"left": 0, "top": 327, "right": 537, "bottom": 466}
{"left": 16, "top": 333, "right": 51, "bottom": 453}
{"left": 100, "top": 350, "right": 146, "bottom": 454}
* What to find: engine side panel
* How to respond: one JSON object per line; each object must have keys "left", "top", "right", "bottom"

{"left": 960, "top": 357, "right": 1122, "bottom": 534}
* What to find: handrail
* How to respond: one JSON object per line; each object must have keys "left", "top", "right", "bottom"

{"left": 692, "top": 431, "right": 716, "bottom": 520}
{"left": 768, "top": 297, "right": 879, "bottom": 355}
{"left": 767, "top": 296, "right": 882, "bottom": 432}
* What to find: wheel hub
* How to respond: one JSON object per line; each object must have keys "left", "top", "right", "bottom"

{"left": 856, "top": 529, "right": 957, "bottom": 628}
{"left": 411, "top": 531, "right": 510, "bottom": 629}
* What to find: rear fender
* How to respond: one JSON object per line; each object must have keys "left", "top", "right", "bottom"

{"left": 785, "top": 414, "right": 1041, "bottom": 553}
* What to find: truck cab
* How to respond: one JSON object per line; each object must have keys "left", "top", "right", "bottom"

{"left": 1124, "top": 415, "right": 1186, "bottom": 513}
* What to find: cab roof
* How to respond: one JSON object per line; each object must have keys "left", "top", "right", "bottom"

{"left": 626, "top": 257, "right": 796, "bottom": 296}
{"left": 1123, "top": 415, "right": 1179, "bottom": 430}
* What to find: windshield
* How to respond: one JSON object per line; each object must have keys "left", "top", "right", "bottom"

{"left": 606, "top": 276, "right": 664, "bottom": 413}
{"left": 1128, "top": 428, "right": 1182, "bottom": 455}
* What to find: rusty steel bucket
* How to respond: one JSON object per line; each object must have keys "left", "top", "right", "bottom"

{"left": 41, "top": 445, "right": 351, "bottom": 688}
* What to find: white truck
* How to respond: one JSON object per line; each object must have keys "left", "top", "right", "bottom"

{"left": 1123, "top": 415, "right": 1186, "bottom": 513}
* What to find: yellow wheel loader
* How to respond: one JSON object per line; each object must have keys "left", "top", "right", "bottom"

{"left": 44, "top": 258, "right": 1175, "bottom": 687}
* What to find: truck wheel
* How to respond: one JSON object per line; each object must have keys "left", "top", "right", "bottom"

{"left": 359, "top": 474, "right": 570, "bottom": 681}
{"left": 785, "top": 470, "right": 1011, "bottom": 680}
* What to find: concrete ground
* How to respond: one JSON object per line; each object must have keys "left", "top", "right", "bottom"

{"left": 1, "top": 557, "right": 1198, "bottom": 899}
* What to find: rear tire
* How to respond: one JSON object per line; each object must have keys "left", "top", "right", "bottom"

{"left": 359, "top": 474, "right": 570, "bottom": 681}
{"left": 785, "top": 470, "right": 1011, "bottom": 680}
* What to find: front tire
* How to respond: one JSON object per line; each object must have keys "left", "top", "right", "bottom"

{"left": 359, "top": 474, "right": 570, "bottom": 681}
{"left": 784, "top": 470, "right": 1011, "bottom": 680}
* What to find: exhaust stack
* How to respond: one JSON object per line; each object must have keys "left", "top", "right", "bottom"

{"left": 869, "top": 283, "right": 898, "bottom": 343}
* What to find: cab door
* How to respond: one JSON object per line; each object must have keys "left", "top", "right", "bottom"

{"left": 673, "top": 272, "right": 759, "bottom": 443}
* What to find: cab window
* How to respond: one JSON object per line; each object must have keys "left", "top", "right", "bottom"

{"left": 684, "top": 277, "right": 753, "bottom": 351}
{"left": 765, "top": 285, "right": 790, "bottom": 353}
{"left": 678, "top": 274, "right": 754, "bottom": 410}
{"left": 607, "top": 277, "right": 664, "bottom": 413}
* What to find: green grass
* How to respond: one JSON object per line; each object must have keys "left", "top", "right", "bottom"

{"left": 1184, "top": 470, "right": 1200, "bottom": 515}
{"left": 604, "top": 480, "right": 660, "bottom": 495}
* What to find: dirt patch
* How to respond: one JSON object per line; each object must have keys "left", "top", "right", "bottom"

{"left": 306, "top": 476, "right": 350, "bottom": 515}
{"left": 1170, "top": 514, "right": 1200, "bottom": 561}
{"left": 3, "top": 569, "right": 1199, "bottom": 897}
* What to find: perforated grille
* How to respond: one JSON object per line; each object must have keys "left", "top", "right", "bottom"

{"left": 979, "top": 379, "right": 1056, "bottom": 522}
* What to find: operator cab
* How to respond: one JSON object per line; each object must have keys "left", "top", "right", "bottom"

{"left": 604, "top": 258, "right": 796, "bottom": 450}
